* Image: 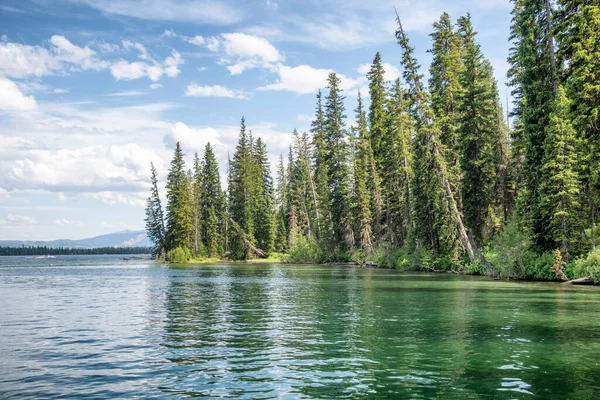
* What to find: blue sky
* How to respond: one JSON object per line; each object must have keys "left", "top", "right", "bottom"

{"left": 0, "top": 0, "right": 512, "bottom": 241}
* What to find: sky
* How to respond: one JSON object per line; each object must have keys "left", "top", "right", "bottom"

{"left": 0, "top": 0, "right": 513, "bottom": 241}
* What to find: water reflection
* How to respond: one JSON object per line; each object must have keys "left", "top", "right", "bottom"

{"left": 1, "top": 260, "right": 600, "bottom": 399}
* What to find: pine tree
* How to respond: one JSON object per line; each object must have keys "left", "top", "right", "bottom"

{"left": 192, "top": 153, "right": 204, "bottom": 255}
{"left": 201, "top": 143, "right": 223, "bottom": 257}
{"left": 324, "top": 72, "right": 354, "bottom": 251}
{"left": 311, "top": 90, "right": 333, "bottom": 244}
{"left": 540, "top": 86, "right": 581, "bottom": 261}
{"left": 165, "top": 142, "right": 193, "bottom": 252}
{"left": 228, "top": 118, "right": 255, "bottom": 259}
{"left": 507, "top": 0, "right": 558, "bottom": 250}
{"left": 253, "top": 137, "right": 275, "bottom": 254}
{"left": 144, "top": 162, "right": 166, "bottom": 259}
{"left": 395, "top": 10, "right": 494, "bottom": 273}
{"left": 353, "top": 93, "right": 374, "bottom": 253}
{"left": 556, "top": 0, "right": 600, "bottom": 250}
{"left": 385, "top": 78, "right": 413, "bottom": 247}
{"left": 367, "top": 52, "right": 388, "bottom": 173}
{"left": 428, "top": 12, "right": 464, "bottom": 200}
{"left": 274, "top": 154, "right": 289, "bottom": 252}
{"left": 457, "top": 14, "right": 501, "bottom": 244}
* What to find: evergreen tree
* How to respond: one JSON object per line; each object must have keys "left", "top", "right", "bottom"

{"left": 165, "top": 142, "right": 193, "bottom": 252}
{"left": 144, "top": 162, "right": 166, "bottom": 259}
{"left": 192, "top": 153, "right": 204, "bottom": 255}
{"left": 395, "top": 10, "right": 493, "bottom": 272}
{"left": 253, "top": 137, "right": 276, "bottom": 254}
{"left": 540, "top": 86, "right": 581, "bottom": 261}
{"left": 228, "top": 118, "right": 255, "bottom": 259}
{"left": 275, "top": 154, "right": 289, "bottom": 252}
{"left": 367, "top": 52, "right": 388, "bottom": 174}
{"left": 311, "top": 90, "right": 333, "bottom": 244}
{"left": 428, "top": 12, "right": 464, "bottom": 200}
{"left": 556, "top": 0, "right": 600, "bottom": 249}
{"left": 201, "top": 143, "right": 223, "bottom": 257}
{"left": 385, "top": 79, "right": 413, "bottom": 247}
{"left": 324, "top": 72, "right": 354, "bottom": 251}
{"left": 353, "top": 93, "right": 374, "bottom": 253}
{"left": 457, "top": 14, "right": 501, "bottom": 244}
{"left": 507, "top": 0, "right": 558, "bottom": 250}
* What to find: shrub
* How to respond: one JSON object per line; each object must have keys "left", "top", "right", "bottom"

{"left": 573, "top": 248, "right": 600, "bottom": 283}
{"left": 288, "top": 236, "right": 324, "bottom": 264}
{"left": 486, "top": 218, "right": 529, "bottom": 278}
{"left": 523, "top": 251, "right": 555, "bottom": 280}
{"left": 167, "top": 246, "right": 192, "bottom": 264}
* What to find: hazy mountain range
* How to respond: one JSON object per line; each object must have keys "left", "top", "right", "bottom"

{"left": 0, "top": 230, "right": 151, "bottom": 249}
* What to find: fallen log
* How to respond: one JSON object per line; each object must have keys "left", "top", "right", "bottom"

{"left": 563, "top": 277, "right": 596, "bottom": 285}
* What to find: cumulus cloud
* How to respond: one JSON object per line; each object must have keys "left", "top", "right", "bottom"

{"left": 87, "top": 191, "right": 146, "bottom": 207}
{"left": 187, "top": 32, "right": 282, "bottom": 75}
{"left": 149, "top": 83, "right": 163, "bottom": 89}
{"left": 185, "top": 83, "right": 247, "bottom": 99}
{"left": 0, "top": 139, "right": 163, "bottom": 194}
{"left": 54, "top": 218, "right": 84, "bottom": 227}
{"left": 0, "top": 76, "right": 37, "bottom": 111}
{"left": 257, "top": 63, "right": 362, "bottom": 95}
{"left": 356, "top": 62, "right": 401, "bottom": 83}
{"left": 163, "top": 122, "right": 223, "bottom": 154}
{"left": 111, "top": 49, "right": 182, "bottom": 81}
{"left": 0, "top": 35, "right": 107, "bottom": 78}
{"left": 0, "top": 213, "right": 37, "bottom": 226}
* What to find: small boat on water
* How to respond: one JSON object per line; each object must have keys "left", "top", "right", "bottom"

{"left": 37, "top": 255, "right": 56, "bottom": 259}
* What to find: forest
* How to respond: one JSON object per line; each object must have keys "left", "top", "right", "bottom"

{"left": 145, "top": 1, "right": 600, "bottom": 282}
{"left": 0, "top": 246, "right": 151, "bottom": 256}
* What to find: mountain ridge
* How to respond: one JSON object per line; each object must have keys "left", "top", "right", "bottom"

{"left": 0, "top": 230, "right": 150, "bottom": 249}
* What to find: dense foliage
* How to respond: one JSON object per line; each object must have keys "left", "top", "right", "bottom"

{"left": 145, "top": 2, "right": 600, "bottom": 282}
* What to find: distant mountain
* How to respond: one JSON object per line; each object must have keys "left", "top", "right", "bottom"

{"left": 0, "top": 230, "right": 151, "bottom": 249}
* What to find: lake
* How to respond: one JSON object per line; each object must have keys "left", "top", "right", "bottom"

{"left": 1, "top": 255, "right": 599, "bottom": 398}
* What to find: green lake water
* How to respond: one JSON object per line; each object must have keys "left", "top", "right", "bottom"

{"left": 1, "top": 255, "right": 599, "bottom": 398}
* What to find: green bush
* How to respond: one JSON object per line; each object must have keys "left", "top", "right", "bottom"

{"left": 573, "top": 249, "right": 600, "bottom": 283}
{"left": 523, "top": 250, "right": 555, "bottom": 280}
{"left": 486, "top": 218, "right": 529, "bottom": 278}
{"left": 167, "top": 246, "right": 192, "bottom": 264}
{"left": 288, "top": 236, "right": 325, "bottom": 264}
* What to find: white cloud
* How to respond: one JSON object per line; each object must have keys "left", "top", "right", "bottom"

{"left": 164, "top": 122, "right": 223, "bottom": 154}
{"left": 257, "top": 63, "right": 362, "bottom": 95}
{"left": 88, "top": 191, "right": 146, "bottom": 207}
{"left": 0, "top": 187, "right": 9, "bottom": 198}
{"left": 54, "top": 88, "right": 69, "bottom": 94}
{"left": 188, "top": 32, "right": 282, "bottom": 75}
{"left": 49, "top": 35, "right": 108, "bottom": 70}
{"left": 0, "top": 76, "right": 37, "bottom": 111}
{"left": 186, "top": 35, "right": 205, "bottom": 46}
{"left": 0, "top": 35, "right": 107, "bottom": 79}
{"left": 104, "top": 90, "right": 146, "bottom": 97}
{"left": 77, "top": 0, "right": 243, "bottom": 25}
{"left": 0, "top": 139, "right": 163, "bottom": 194}
{"left": 54, "top": 218, "right": 84, "bottom": 227}
{"left": 357, "top": 62, "right": 401, "bottom": 83}
{"left": 297, "top": 113, "right": 312, "bottom": 122}
{"left": 162, "top": 29, "right": 177, "bottom": 38}
{"left": 0, "top": 213, "right": 37, "bottom": 226}
{"left": 185, "top": 83, "right": 247, "bottom": 99}
{"left": 149, "top": 83, "right": 163, "bottom": 89}
{"left": 110, "top": 50, "right": 182, "bottom": 81}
